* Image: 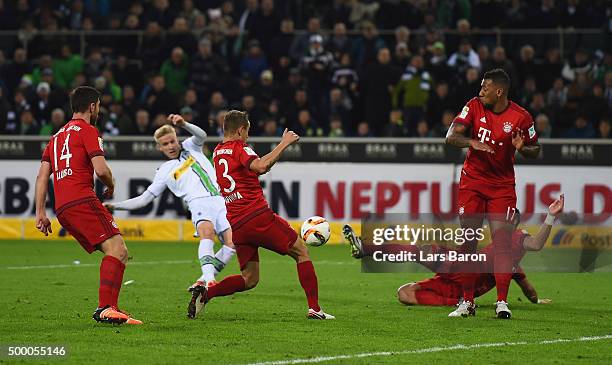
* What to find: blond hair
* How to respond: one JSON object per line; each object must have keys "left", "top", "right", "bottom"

{"left": 154, "top": 124, "right": 176, "bottom": 142}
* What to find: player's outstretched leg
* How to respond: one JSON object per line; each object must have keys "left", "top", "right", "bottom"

{"left": 343, "top": 224, "right": 364, "bottom": 258}
{"left": 96, "top": 235, "right": 142, "bottom": 325}
{"left": 288, "top": 238, "right": 335, "bottom": 320}
{"left": 187, "top": 260, "right": 255, "bottom": 319}
{"left": 491, "top": 221, "right": 514, "bottom": 319}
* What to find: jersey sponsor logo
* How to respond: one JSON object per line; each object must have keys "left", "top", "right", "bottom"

{"left": 243, "top": 146, "right": 258, "bottom": 156}
{"left": 503, "top": 122, "right": 513, "bottom": 133}
{"left": 477, "top": 127, "right": 492, "bottom": 143}
{"left": 479, "top": 116, "right": 486, "bottom": 124}
{"left": 528, "top": 125, "right": 536, "bottom": 139}
{"left": 213, "top": 148, "right": 233, "bottom": 157}
{"left": 173, "top": 156, "right": 196, "bottom": 180}
{"left": 458, "top": 106, "right": 469, "bottom": 119}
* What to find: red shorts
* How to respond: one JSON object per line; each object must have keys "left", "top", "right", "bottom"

{"left": 57, "top": 198, "right": 121, "bottom": 253}
{"left": 232, "top": 209, "right": 298, "bottom": 271}
{"left": 416, "top": 275, "right": 462, "bottom": 300}
{"left": 458, "top": 173, "right": 517, "bottom": 221}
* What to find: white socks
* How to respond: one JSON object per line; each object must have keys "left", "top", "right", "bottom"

{"left": 198, "top": 239, "right": 216, "bottom": 282}
{"left": 214, "top": 246, "right": 236, "bottom": 275}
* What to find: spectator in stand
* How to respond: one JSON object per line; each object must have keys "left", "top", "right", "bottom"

{"left": 547, "top": 77, "right": 568, "bottom": 112}
{"left": 535, "top": 113, "right": 552, "bottom": 138}
{"left": 164, "top": 17, "right": 197, "bottom": 57}
{"left": 256, "top": 69, "right": 279, "bottom": 105}
{"left": 452, "top": 67, "right": 481, "bottom": 107}
{"left": 515, "top": 44, "right": 537, "bottom": 87}
{"left": 2, "top": 48, "right": 31, "bottom": 98}
{"left": 327, "top": 87, "right": 353, "bottom": 130}
{"left": 382, "top": 109, "right": 408, "bottom": 137}
{"left": 393, "top": 43, "right": 412, "bottom": 70}
{"left": 327, "top": 22, "right": 352, "bottom": 61}
{"left": 146, "top": 0, "right": 175, "bottom": 29}
{"left": 427, "top": 81, "right": 455, "bottom": 127}
{"left": 180, "top": 0, "right": 203, "bottom": 26}
{"left": 393, "top": 26, "right": 413, "bottom": 55}
{"left": 133, "top": 109, "right": 152, "bottom": 136}
{"left": 113, "top": 55, "right": 143, "bottom": 93}
{"left": 121, "top": 85, "right": 138, "bottom": 121}
{"left": 562, "top": 48, "right": 594, "bottom": 83}
{"left": 139, "top": 21, "right": 165, "bottom": 72}
{"left": 0, "top": 88, "right": 11, "bottom": 134}
{"left": 32, "top": 82, "right": 53, "bottom": 126}
{"left": 240, "top": 94, "right": 262, "bottom": 132}
{"left": 331, "top": 53, "right": 359, "bottom": 99}
{"left": 528, "top": 93, "right": 548, "bottom": 116}
{"left": 142, "top": 74, "right": 178, "bottom": 116}
{"left": 203, "top": 91, "right": 228, "bottom": 129}
{"left": 183, "top": 88, "right": 205, "bottom": 122}
{"left": 361, "top": 48, "right": 400, "bottom": 135}
{"left": 447, "top": 38, "right": 481, "bottom": 75}
{"left": 598, "top": 118, "right": 610, "bottom": 139}
{"left": 328, "top": 114, "right": 345, "bottom": 137}
{"left": 518, "top": 76, "right": 538, "bottom": 106}
{"left": 426, "top": 41, "right": 452, "bottom": 83}
{"left": 324, "top": 0, "right": 351, "bottom": 28}
{"left": 19, "top": 109, "right": 38, "bottom": 135}
{"left": 160, "top": 47, "right": 189, "bottom": 97}
{"left": 290, "top": 16, "right": 322, "bottom": 61}
{"left": 237, "top": 0, "right": 258, "bottom": 35}
{"left": 102, "top": 102, "right": 131, "bottom": 136}
{"left": 483, "top": 46, "right": 518, "bottom": 89}
{"left": 293, "top": 109, "right": 323, "bottom": 137}
{"left": 39, "top": 108, "right": 66, "bottom": 136}
{"left": 392, "top": 55, "right": 431, "bottom": 133}
{"left": 445, "top": 18, "right": 472, "bottom": 54}
{"left": 352, "top": 21, "right": 386, "bottom": 69}
{"left": 434, "top": 109, "right": 455, "bottom": 137}
{"left": 564, "top": 115, "right": 596, "bottom": 138}
{"left": 355, "top": 121, "right": 373, "bottom": 137}
{"left": 415, "top": 119, "right": 434, "bottom": 138}
{"left": 300, "top": 34, "right": 335, "bottom": 114}
{"left": 579, "top": 83, "right": 608, "bottom": 125}
{"left": 269, "top": 19, "right": 295, "bottom": 74}
{"left": 262, "top": 117, "right": 282, "bottom": 137}
{"left": 190, "top": 38, "right": 229, "bottom": 101}
{"left": 477, "top": 45, "right": 490, "bottom": 69}
{"left": 538, "top": 47, "right": 563, "bottom": 91}
{"left": 285, "top": 88, "right": 312, "bottom": 127}
{"left": 240, "top": 39, "right": 268, "bottom": 81}
{"left": 119, "top": 14, "right": 140, "bottom": 58}
{"left": 250, "top": 0, "right": 280, "bottom": 56}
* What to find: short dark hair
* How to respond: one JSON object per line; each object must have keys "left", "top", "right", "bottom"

{"left": 483, "top": 68, "right": 510, "bottom": 90}
{"left": 70, "top": 86, "right": 100, "bottom": 113}
{"left": 223, "top": 110, "right": 250, "bottom": 134}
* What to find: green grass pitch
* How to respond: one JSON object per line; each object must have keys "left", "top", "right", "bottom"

{"left": 1, "top": 240, "right": 611, "bottom": 364}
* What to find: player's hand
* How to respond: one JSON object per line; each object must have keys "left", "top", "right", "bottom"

{"left": 280, "top": 128, "right": 300, "bottom": 146}
{"left": 469, "top": 139, "right": 494, "bottom": 153}
{"left": 548, "top": 194, "right": 564, "bottom": 216}
{"left": 103, "top": 202, "right": 115, "bottom": 213}
{"left": 167, "top": 114, "right": 186, "bottom": 127}
{"left": 512, "top": 129, "right": 525, "bottom": 150}
{"left": 36, "top": 215, "right": 52, "bottom": 236}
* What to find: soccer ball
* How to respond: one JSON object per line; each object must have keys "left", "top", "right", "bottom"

{"left": 300, "top": 216, "right": 331, "bottom": 247}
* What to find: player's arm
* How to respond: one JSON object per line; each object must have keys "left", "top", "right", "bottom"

{"left": 445, "top": 122, "right": 494, "bottom": 153}
{"left": 250, "top": 128, "right": 299, "bottom": 175}
{"left": 513, "top": 268, "right": 552, "bottom": 304}
{"left": 523, "top": 194, "right": 564, "bottom": 251}
{"left": 105, "top": 191, "right": 156, "bottom": 211}
{"left": 34, "top": 161, "right": 52, "bottom": 236}
{"left": 91, "top": 156, "right": 115, "bottom": 198}
{"left": 168, "top": 114, "right": 206, "bottom": 145}
{"left": 104, "top": 168, "right": 166, "bottom": 211}
{"left": 512, "top": 114, "right": 541, "bottom": 159}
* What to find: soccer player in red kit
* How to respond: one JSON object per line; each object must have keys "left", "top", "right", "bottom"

{"left": 445, "top": 68, "right": 541, "bottom": 318}
{"left": 34, "top": 86, "right": 141, "bottom": 325}
{"left": 187, "top": 110, "right": 334, "bottom": 320}
{"left": 343, "top": 195, "right": 563, "bottom": 307}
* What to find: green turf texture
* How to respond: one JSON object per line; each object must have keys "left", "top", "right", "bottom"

{"left": 1, "top": 240, "right": 611, "bottom": 364}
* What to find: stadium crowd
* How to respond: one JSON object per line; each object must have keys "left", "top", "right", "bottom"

{"left": 0, "top": 0, "right": 610, "bottom": 138}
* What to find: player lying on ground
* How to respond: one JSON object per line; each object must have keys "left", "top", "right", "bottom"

{"left": 104, "top": 115, "right": 235, "bottom": 289}
{"left": 35, "top": 86, "right": 141, "bottom": 324}
{"left": 188, "top": 110, "right": 334, "bottom": 320}
{"left": 344, "top": 195, "right": 563, "bottom": 308}
{"left": 445, "top": 68, "right": 541, "bottom": 318}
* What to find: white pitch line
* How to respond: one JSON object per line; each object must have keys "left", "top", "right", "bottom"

{"left": 243, "top": 334, "right": 612, "bottom": 365}
{"left": 3, "top": 260, "right": 193, "bottom": 270}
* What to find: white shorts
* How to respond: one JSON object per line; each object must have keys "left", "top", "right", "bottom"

{"left": 189, "top": 196, "right": 231, "bottom": 235}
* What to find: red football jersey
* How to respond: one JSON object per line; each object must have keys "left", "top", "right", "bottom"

{"left": 454, "top": 97, "right": 538, "bottom": 185}
{"left": 213, "top": 140, "right": 269, "bottom": 228}
{"left": 41, "top": 119, "right": 104, "bottom": 212}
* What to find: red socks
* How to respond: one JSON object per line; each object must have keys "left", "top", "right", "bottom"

{"left": 493, "top": 228, "right": 513, "bottom": 302}
{"left": 297, "top": 261, "right": 320, "bottom": 312}
{"left": 99, "top": 255, "right": 125, "bottom": 308}
{"left": 415, "top": 290, "right": 458, "bottom": 306}
{"left": 208, "top": 275, "right": 246, "bottom": 299}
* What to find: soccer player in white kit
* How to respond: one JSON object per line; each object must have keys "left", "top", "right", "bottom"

{"left": 105, "top": 114, "right": 235, "bottom": 288}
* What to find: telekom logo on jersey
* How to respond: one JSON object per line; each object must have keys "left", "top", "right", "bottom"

{"left": 477, "top": 127, "right": 492, "bottom": 143}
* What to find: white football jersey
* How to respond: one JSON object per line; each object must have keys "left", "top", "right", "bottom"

{"left": 146, "top": 137, "right": 220, "bottom": 203}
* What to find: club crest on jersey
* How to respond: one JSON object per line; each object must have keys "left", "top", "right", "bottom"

{"left": 459, "top": 206, "right": 465, "bottom": 215}
{"left": 503, "top": 122, "right": 513, "bottom": 133}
